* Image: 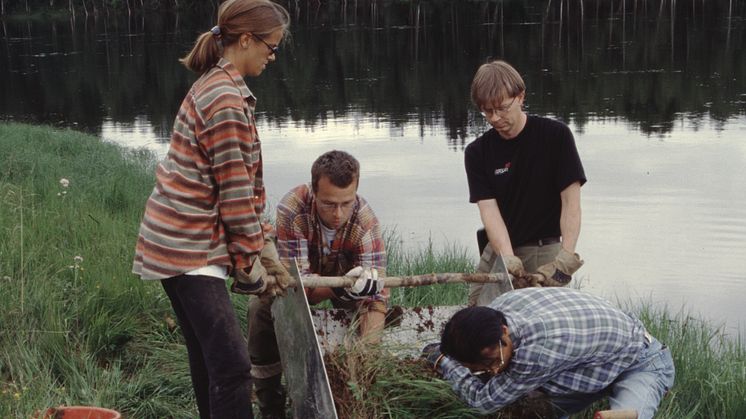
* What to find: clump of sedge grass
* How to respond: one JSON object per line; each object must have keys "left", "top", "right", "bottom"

{"left": 324, "top": 337, "right": 489, "bottom": 419}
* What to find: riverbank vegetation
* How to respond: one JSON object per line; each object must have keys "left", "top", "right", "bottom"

{"left": 1, "top": 122, "right": 744, "bottom": 417}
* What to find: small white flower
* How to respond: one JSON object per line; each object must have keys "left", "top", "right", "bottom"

{"left": 74, "top": 255, "right": 83, "bottom": 264}
{"left": 57, "top": 192, "right": 62, "bottom": 196}
{"left": 61, "top": 190, "right": 67, "bottom": 195}
{"left": 59, "top": 178, "right": 70, "bottom": 188}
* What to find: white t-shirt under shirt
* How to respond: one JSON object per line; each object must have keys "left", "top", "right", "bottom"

{"left": 319, "top": 222, "right": 337, "bottom": 256}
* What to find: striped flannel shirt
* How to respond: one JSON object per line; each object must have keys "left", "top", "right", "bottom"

{"left": 133, "top": 58, "right": 265, "bottom": 280}
{"left": 275, "top": 183, "right": 386, "bottom": 278}
{"left": 440, "top": 287, "right": 647, "bottom": 414}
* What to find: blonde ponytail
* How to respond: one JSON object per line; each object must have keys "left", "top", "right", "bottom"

{"left": 179, "top": 31, "right": 223, "bottom": 74}
{"left": 178, "top": 0, "right": 290, "bottom": 75}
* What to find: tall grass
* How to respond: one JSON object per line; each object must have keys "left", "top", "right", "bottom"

{"left": 0, "top": 123, "right": 194, "bottom": 417}
{"left": 636, "top": 305, "right": 746, "bottom": 418}
{"left": 1, "top": 123, "right": 744, "bottom": 418}
{"left": 385, "top": 228, "right": 475, "bottom": 307}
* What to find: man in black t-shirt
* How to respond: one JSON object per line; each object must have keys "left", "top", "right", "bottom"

{"left": 464, "top": 60, "right": 587, "bottom": 306}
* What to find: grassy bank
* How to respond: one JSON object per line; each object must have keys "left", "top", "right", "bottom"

{"left": 1, "top": 123, "right": 744, "bottom": 418}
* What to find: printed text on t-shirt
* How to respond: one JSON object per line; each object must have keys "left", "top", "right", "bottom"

{"left": 494, "top": 162, "right": 511, "bottom": 176}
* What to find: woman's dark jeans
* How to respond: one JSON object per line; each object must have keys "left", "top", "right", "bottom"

{"left": 162, "top": 274, "right": 253, "bottom": 419}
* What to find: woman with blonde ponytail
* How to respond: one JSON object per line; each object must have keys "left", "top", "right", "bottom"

{"left": 132, "top": 0, "right": 290, "bottom": 417}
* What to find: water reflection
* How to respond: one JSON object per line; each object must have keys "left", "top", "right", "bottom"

{"left": 1, "top": 1, "right": 745, "bottom": 142}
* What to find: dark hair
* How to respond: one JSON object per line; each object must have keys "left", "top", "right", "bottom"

{"left": 440, "top": 306, "right": 507, "bottom": 363}
{"left": 180, "top": 0, "right": 290, "bottom": 74}
{"left": 470, "top": 60, "right": 526, "bottom": 109}
{"left": 311, "top": 150, "right": 360, "bottom": 192}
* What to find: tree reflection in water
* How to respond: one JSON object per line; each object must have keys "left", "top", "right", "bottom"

{"left": 0, "top": 0, "right": 744, "bottom": 145}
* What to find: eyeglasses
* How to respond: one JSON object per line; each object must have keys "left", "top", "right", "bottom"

{"left": 251, "top": 33, "right": 279, "bottom": 55}
{"left": 317, "top": 201, "right": 355, "bottom": 212}
{"left": 469, "top": 339, "right": 506, "bottom": 375}
{"left": 480, "top": 96, "right": 517, "bottom": 118}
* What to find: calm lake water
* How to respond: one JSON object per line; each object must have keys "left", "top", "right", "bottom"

{"left": 2, "top": 2, "right": 745, "bottom": 335}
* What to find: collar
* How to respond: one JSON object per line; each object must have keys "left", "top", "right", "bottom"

{"left": 215, "top": 57, "right": 256, "bottom": 103}
{"left": 503, "top": 313, "right": 523, "bottom": 350}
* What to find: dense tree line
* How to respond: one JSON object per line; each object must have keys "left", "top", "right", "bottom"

{"left": 0, "top": 0, "right": 218, "bottom": 16}
{"left": 2, "top": 0, "right": 746, "bottom": 19}
{"left": 1, "top": 0, "right": 745, "bottom": 143}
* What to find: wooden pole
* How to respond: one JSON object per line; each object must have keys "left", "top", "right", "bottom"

{"left": 275, "top": 272, "right": 545, "bottom": 289}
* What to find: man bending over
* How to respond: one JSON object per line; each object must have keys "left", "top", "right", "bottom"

{"left": 423, "top": 287, "right": 674, "bottom": 419}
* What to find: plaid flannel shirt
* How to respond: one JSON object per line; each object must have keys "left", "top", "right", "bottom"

{"left": 275, "top": 183, "right": 386, "bottom": 279}
{"left": 440, "top": 287, "right": 647, "bottom": 414}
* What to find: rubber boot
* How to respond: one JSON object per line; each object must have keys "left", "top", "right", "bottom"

{"left": 254, "top": 374, "right": 287, "bottom": 419}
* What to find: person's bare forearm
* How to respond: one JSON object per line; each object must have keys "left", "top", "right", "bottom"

{"left": 477, "top": 199, "right": 514, "bottom": 255}
{"left": 559, "top": 182, "right": 582, "bottom": 253}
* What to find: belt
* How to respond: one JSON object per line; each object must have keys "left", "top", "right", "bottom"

{"left": 517, "top": 236, "right": 561, "bottom": 247}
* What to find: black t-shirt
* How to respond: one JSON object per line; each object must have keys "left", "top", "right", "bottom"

{"left": 464, "top": 115, "right": 586, "bottom": 247}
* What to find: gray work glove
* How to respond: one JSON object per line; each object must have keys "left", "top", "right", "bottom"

{"left": 502, "top": 254, "right": 527, "bottom": 278}
{"left": 231, "top": 239, "right": 292, "bottom": 299}
{"left": 535, "top": 248, "right": 584, "bottom": 286}
{"left": 259, "top": 239, "right": 291, "bottom": 299}
{"left": 232, "top": 255, "right": 269, "bottom": 295}
{"left": 332, "top": 266, "right": 383, "bottom": 302}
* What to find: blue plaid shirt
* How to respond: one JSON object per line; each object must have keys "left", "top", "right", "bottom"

{"left": 440, "top": 287, "right": 647, "bottom": 414}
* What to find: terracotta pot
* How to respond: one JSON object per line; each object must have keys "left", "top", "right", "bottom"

{"left": 42, "top": 406, "right": 121, "bottom": 419}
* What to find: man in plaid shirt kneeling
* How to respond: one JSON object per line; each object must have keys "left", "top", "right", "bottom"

{"left": 248, "top": 150, "right": 387, "bottom": 418}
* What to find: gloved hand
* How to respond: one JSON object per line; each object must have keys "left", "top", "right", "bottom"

{"left": 259, "top": 239, "right": 291, "bottom": 299}
{"left": 421, "top": 342, "right": 445, "bottom": 373}
{"left": 502, "top": 254, "right": 527, "bottom": 278}
{"left": 535, "top": 248, "right": 584, "bottom": 286}
{"left": 332, "top": 266, "right": 383, "bottom": 301}
{"left": 232, "top": 255, "right": 269, "bottom": 295}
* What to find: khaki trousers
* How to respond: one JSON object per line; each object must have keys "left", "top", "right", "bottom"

{"left": 468, "top": 242, "right": 561, "bottom": 306}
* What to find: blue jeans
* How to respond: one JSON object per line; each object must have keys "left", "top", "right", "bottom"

{"left": 551, "top": 335, "right": 675, "bottom": 419}
{"left": 162, "top": 274, "right": 254, "bottom": 419}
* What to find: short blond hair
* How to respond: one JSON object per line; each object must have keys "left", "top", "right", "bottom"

{"left": 470, "top": 60, "right": 525, "bottom": 109}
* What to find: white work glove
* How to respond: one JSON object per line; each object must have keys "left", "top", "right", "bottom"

{"left": 332, "top": 266, "right": 384, "bottom": 301}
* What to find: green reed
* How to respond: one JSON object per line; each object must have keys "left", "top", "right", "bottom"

{"left": 385, "top": 228, "right": 475, "bottom": 308}
{"left": 0, "top": 122, "right": 192, "bottom": 417}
